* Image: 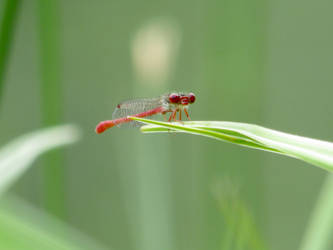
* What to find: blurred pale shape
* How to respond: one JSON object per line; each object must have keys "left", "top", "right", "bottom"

{"left": 0, "top": 125, "right": 81, "bottom": 196}
{"left": 131, "top": 18, "right": 181, "bottom": 86}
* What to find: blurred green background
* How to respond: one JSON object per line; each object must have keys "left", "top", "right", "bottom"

{"left": 0, "top": 0, "right": 332, "bottom": 249}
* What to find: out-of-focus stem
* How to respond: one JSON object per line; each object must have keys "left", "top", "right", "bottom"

{"left": 37, "top": 0, "right": 65, "bottom": 218}
{"left": 299, "top": 174, "right": 333, "bottom": 250}
{"left": 0, "top": 0, "right": 21, "bottom": 103}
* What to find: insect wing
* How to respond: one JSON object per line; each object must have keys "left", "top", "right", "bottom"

{"left": 112, "top": 98, "right": 163, "bottom": 127}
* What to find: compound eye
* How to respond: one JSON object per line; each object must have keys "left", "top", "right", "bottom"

{"left": 188, "top": 93, "right": 196, "bottom": 103}
{"left": 180, "top": 97, "right": 189, "bottom": 105}
{"left": 169, "top": 93, "right": 180, "bottom": 103}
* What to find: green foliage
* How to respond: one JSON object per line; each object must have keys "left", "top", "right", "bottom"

{"left": 212, "top": 179, "right": 268, "bottom": 250}
{"left": 37, "top": 0, "right": 65, "bottom": 217}
{"left": 299, "top": 174, "right": 333, "bottom": 250}
{"left": 0, "top": 0, "right": 21, "bottom": 102}
{"left": 0, "top": 196, "right": 108, "bottom": 250}
{"left": 131, "top": 117, "right": 333, "bottom": 172}
{"left": 0, "top": 125, "right": 80, "bottom": 196}
{"left": 0, "top": 125, "right": 103, "bottom": 250}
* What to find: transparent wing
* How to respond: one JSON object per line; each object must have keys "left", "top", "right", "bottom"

{"left": 112, "top": 97, "right": 164, "bottom": 127}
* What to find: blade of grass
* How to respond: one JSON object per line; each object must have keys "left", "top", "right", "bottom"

{"left": 298, "top": 173, "right": 333, "bottom": 250}
{"left": 130, "top": 117, "right": 333, "bottom": 172}
{"left": 0, "top": 0, "right": 21, "bottom": 103}
{"left": 0, "top": 209, "right": 78, "bottom": 250}
{"left": 0, "top": 195, "right": 110, "bottom": 250}
{"left": 37, "top": 0, "right": 64, "bottom": 217}
{"left": 0, "top": 195, "right": 108, "bottom": 250}
{"left": 0, "top": 124, "right": 80, "bottom": 196}
{"left": 212, "top": 179, "right": 268, "bottom": 250}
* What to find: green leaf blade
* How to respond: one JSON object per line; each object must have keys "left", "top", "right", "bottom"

{"left": 130, "top": 117, "right": 333, "bottom": 172}
{"left": 0, "top": 124, "right": 81, "bottom": 196}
